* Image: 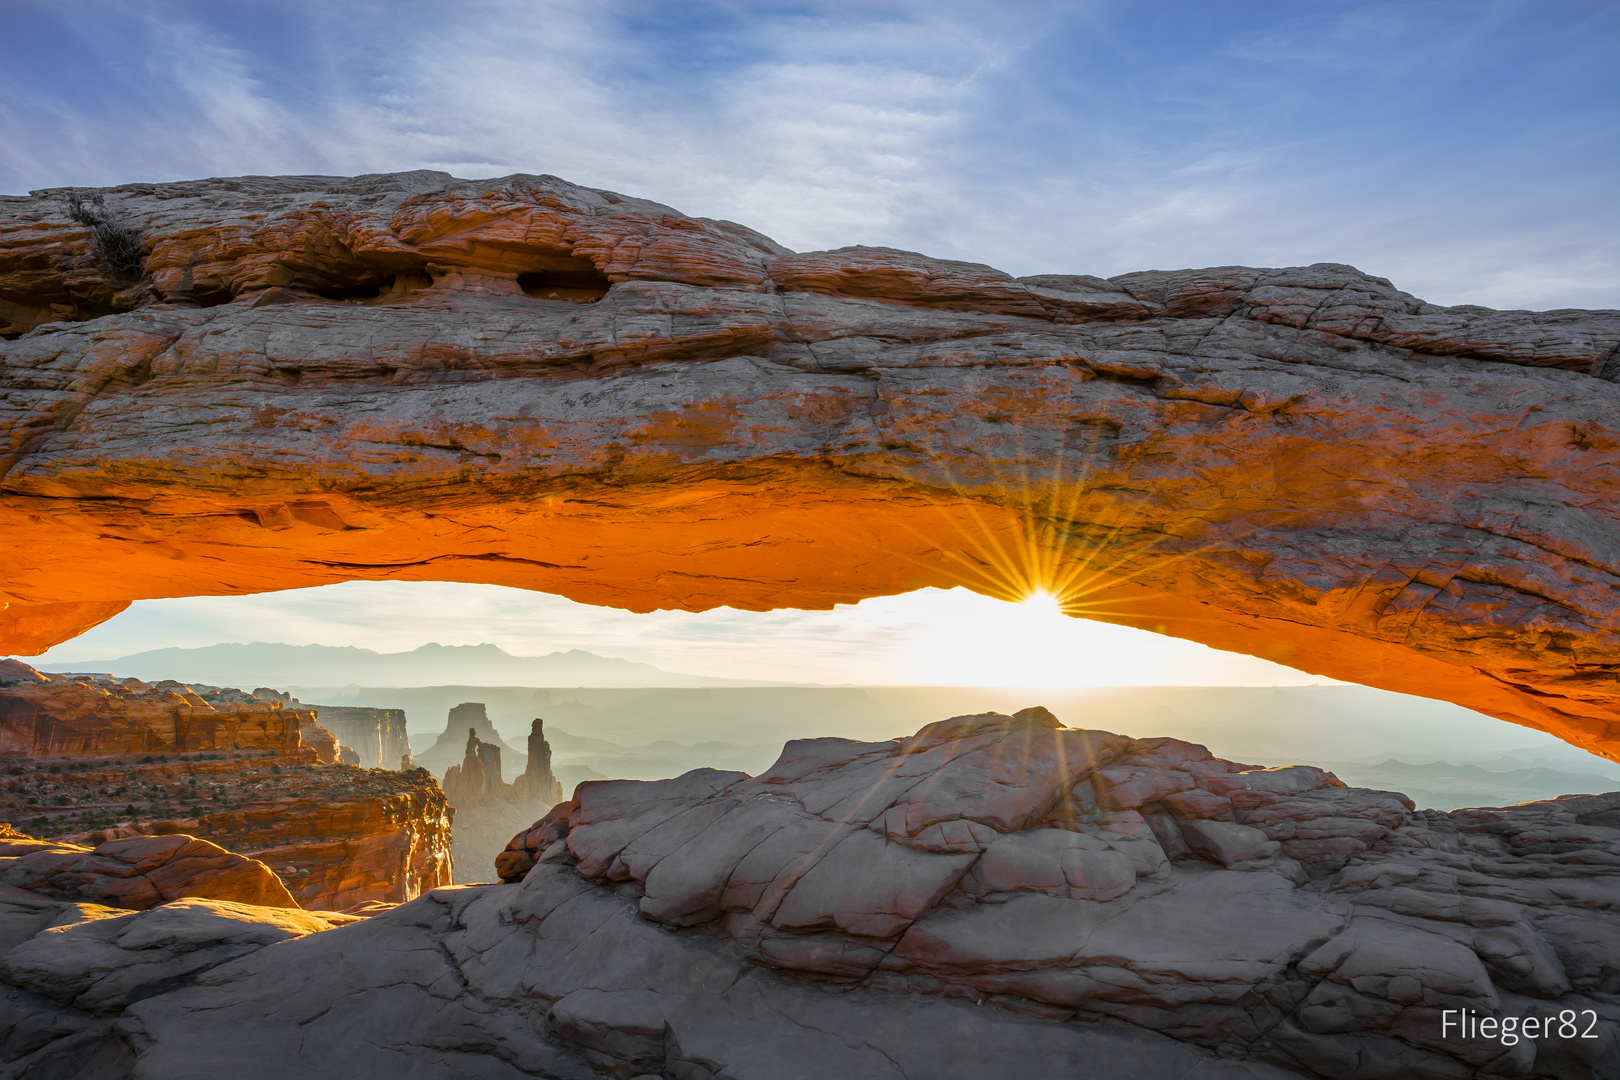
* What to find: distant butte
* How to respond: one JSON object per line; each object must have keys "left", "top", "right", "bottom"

{"left": 1, "top": 172, "right": 1617, "bottom": 759}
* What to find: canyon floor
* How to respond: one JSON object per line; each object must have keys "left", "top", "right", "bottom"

{"left": 0, "top": 707, "right": 1613, "bottom": 1080}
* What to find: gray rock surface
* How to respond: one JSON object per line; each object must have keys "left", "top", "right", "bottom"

{"left": 0, "top": 709, "right": 1616, "bottom": 1077}
{"left": 490, "top": 709, "right": 1620, "bottom": 1078}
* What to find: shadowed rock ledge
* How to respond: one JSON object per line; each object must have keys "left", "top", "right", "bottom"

{"left": 0, "top": 172, "right": 1617, "bottom": 761}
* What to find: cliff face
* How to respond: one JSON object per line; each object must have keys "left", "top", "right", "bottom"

{"left": 0, "top": 661, "right": 453, "bottom": 910}
{"left": 0, "top": 661, "right": 308, "bottom": 758}
{"left": 442, "top": 720, "right": 562, "bottom": 883}
{"left": 164, "top": 767, "right": 453, "bottom": 909}
{"left": 4, "top": 750, "right": 451, "bottom": 910}
{"left": 302, "top": 704, "right": 410, "bottom": 770}
{"left": 250, "top": 687, "right": 408, "bottom": 769}
{"left": 0, "top": 174, "right": 1616, "bottom": 760}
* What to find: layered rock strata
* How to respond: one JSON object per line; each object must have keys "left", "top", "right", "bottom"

{"left": 252, "top": 688, "right": 409, "bottom": 769}
{"left": 0, "top": 827, "right": 297, "bottom": 909}
{"left": 0, "top": 709, "right": 1611, "bottom": 1079}
{"left": 0, "top": 173, "right": 1617, "bottom": 760}
{"left": 0, "top": 661, "right": 309, "bottom": 759}
{"left": 0, "top": 661, "right": 453, "bottom": 909}
{"left": 304, "top": 705, "right": 409, "bottom": 770}
{"left": 443, "top": 722, "right": 562, "bottom": 885}
{"left": 136, "top": 763, "right": 454, "bottom": 909}
{"left": 296, "top": 714, "right": 339, "bottom": 764}
{"left": 2, "top": 750, "right": 451, "bottom": 910}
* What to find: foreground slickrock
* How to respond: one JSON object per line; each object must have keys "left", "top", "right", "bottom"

{"left": 0, "top": 173, "right": 1617, "bottom": 760}
{"left": 1, "top": 709, "right": 1610, "bottom": 1079}
{"left": 0, "top": 892, "right": 359, "bottom": 1077}
{"left": 484, "top": 709, "right": 1619, "bottom": 1078}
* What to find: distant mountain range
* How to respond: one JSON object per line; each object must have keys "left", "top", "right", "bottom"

{"left": 46, "top": 642, "right": 785, "bottom": 690}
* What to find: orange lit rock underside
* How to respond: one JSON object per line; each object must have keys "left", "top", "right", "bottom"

{"left": 1, "top": 173, "right": 1618, "bottom": 759}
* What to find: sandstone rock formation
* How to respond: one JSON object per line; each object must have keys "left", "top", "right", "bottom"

{"left": 492, "top": 707, "right": 1619, "bottom": 1078}
{"left": 304, "top": 704, "right": 409, "bottom": 770}
{"left": 0, "top": 661, "right": 453, "bottom": 909}
{"left": 296, "top": 715, "right": 339, "bottom": 764}
{"left": 136, "top": 763, "right": 454, "bottom": 910}
{"left": 0, "top": 827, "right": 297, "bottom": 909}
{"left": 252, "top": 687, "right": 410, "bottom": 769}
{"left": 0, "top": 173, "right": 1616, "bottom": 760}
{"left": 2, "top": 748, "right": 451, "bottom": 910}
{"left": 512, "top": 718, "right": 566, "bottom": 806}
{"left": 0, "top": 710, "right": 1610, "bottom": 1079}
{"left": 0, "top": 664, "right": 308, "bottom": 758}
{"left": 442, "top": 729, "right": 505, "bottom": 805}
{"left": 415, "top": 702, "right": 525, "bottom": 777}
{"left": 443, "top": 722, "right": 563, "bottom": 884}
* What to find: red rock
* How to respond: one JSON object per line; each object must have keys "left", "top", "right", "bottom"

{"left": 297, "top": 715, "right": 339, "bottom": 764}
{"left": 0, "top": 173, "right": 1617, "bottom": 764}
{"left": 0, "top": 664, "right": 308, "bottom": 758}
{"left": 0, "top": 826, "right": 296, "bottom": 908}
{"left": 0, "top": 664, "right": 453, "bottom": 909}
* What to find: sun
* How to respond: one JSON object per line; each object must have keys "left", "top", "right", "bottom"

{"left": 1018, "top": 590, "right": 1066, "bottom": 618}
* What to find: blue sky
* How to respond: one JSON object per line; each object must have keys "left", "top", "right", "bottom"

{"left": 5, "top": 0, "right": 1618, "bottom": 308}
{"left": 10, "top": 1, "right": 1620, "bottom": 686}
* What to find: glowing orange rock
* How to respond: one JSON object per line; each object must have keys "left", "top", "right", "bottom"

{"left": 0, "top": 662, "right": 306, "bottom": 756}
{"left": 1, "top": 174, "right": 1617, "bottom": 761}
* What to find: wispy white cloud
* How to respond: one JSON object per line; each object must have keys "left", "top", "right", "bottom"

{"left": 4, "top": 1, "right": 1615, "bottom": 307}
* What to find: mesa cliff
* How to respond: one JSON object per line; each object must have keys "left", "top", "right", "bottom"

{"left": 0, "top": 658, "right": 309, "bottom": 758}
{"left": 0, "top": 173, "right": 1616, "bottom": 761}
{"left": 253, "top": 688, "right": 411, "bottom": 769}
{"left": 0, "top": 661, "right": 453, "bottom": 909}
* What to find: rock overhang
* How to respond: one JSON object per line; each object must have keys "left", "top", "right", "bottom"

{"left": 1, "top": 170, "right": 1618, "bottom": 760}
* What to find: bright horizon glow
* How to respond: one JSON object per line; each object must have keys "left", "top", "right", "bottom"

{"left": 1020, "top": 591, "right": 1065, "bottom": 617}
{"left": 24, "top": 582, "right": 1330, "bottom": 689}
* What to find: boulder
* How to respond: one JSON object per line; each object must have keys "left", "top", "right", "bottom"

{"left": 0, "top": 831, "right": 298, "bottom": 909}
{"left": 1179, "top": 820, "right": 1280, "bottom": 867}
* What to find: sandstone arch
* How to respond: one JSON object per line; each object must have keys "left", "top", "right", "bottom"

{"left": 2, "top": 172, "right": 1617, "bottom": 761}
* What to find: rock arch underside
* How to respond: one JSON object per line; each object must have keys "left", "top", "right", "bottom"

{"left": 1, "top": 171, "right": 1618, "bottom": 762}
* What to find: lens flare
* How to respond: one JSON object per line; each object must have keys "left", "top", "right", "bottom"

{"left": 870, "top": 419, "right": 1237, "bottom": 656}
{"left": 1019, "top": 590, "right": 1065, "bottom": 616}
